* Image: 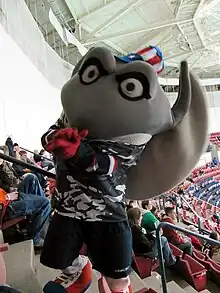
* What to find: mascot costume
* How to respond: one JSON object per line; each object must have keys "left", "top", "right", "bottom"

{"left": 41, "top": 46, "right": 208, "bottom": 293}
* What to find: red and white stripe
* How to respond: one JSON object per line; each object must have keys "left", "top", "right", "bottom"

{"left": 136, "top": 47, "right": 163, "bottom": 73}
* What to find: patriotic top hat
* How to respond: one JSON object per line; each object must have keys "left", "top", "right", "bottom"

{"left": 116, "top": 45, "right": 164, "bottom": 75}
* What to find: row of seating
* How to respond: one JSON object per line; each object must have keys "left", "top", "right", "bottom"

{"left": 169, "top": 243, "right": 207, "bottom": 291}
{"left": 192, "top": 249, "right": 220, "bottom": 287}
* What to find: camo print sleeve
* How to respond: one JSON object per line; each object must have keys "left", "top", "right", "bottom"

{"left": 68, "top": 142, "right": 118, "bottom": 175}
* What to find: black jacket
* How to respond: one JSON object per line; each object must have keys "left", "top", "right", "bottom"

{"left": 130, "top": 223, "right": 155, "bottom": 255}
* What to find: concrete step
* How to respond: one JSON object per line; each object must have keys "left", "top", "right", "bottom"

{"left": 184, "top": 285, "right": 198, "bottom": 293}
{"left": 3, "top": 240, "right": 43, "bottom": 293}
{"left": 167, "top": 281, "right": 185, "bottom": 293}
{"left": 35, "top": 254, "right": 59, "bottom": 288}
{"left": 143, "top": 274, "right": 186, "bottom": 293}
{"left": 143, "top": 272, "right": 162, "bottom": 292}
{"left": 130, "top": 270, "right": 149, "bottom": 292}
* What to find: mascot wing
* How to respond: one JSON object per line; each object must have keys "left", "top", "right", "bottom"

{"left": 127, "top": 61, "right": 209, "bottom": 200}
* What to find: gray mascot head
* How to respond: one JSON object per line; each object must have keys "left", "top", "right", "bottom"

{"left": 60, "top": 47, "right": 208, "bottom": 200}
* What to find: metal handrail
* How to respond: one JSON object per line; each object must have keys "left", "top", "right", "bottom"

{"left": 0, "top": 153, "right": 55, "bottom": 179}
{"left": 173, "top": 192, "right": 202, "bottom": 233}
{"left": 156, "top": 221, "right": 220, "bottom": 293}
{"left": 20, "top": 147, "right": 54, "bottom": 162}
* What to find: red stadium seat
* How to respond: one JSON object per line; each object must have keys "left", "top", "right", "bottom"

{"left": 176, "top": 254, "right": 207, "bottom": 291}
{"left": 132, "top": 252, "right": 159, "bottom": 279}
{"left": 169, "top": 243, "right": 183, "bottom": 258}
{"left": 192, "top": 250, "right": 210, "bottom": 269}
{"left": 0, "top": 202, "right": 26, "bottom": 231}
{"left": 208, "top": 259, "right": 220, "bottom": 287}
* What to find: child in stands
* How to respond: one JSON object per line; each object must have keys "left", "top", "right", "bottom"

{"left": 128, "top": 207, "right": 176, "bottom": 266}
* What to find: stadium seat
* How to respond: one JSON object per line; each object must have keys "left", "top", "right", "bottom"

{"left": 176, "top": 254, "right": 207, "bottom": 291}
{"left": 0, "top": 203, "right": 26, "bottom": 231}
{"left": 169, "top": 243, "right": 183, "bottom": 257}
{"left": 132, "top": 252, "right": 159, "bottom": 279}
{"left": 192, "top": 250, "right": 210, "bottom": 269}
{"left": 208, "top": 259, "right": 220, "bottom": 287}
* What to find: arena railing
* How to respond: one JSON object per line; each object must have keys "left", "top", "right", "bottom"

{"left": 156, "top": 221, "right": 220, "bottom": 293}
{"left": 0, "top": 153, "right": 55, "bottom": 179}
{"left": 173, "top": 192, "right": 202, "bottom": 233}
{"left": 20, "top": 146, "right": 54, "bottom": 162}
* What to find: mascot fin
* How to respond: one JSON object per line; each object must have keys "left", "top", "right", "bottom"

{"left": 127, "top": 61, "right": 208, "bottom": 199}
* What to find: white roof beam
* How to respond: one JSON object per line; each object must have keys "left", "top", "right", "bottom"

{"left": 176, "top": 23, "right": 194, "bottom": 51}
{"left": 127, "top": 29, "right": 171, "bottom": 53}
{"left": 80, "top": 22, "right": 127, "bottom": 55}
{"left": 174, "top": 0, "right": 183, "bottom": 18}
{"left": 77, "top": 0, "right": 119, "bottom": 20}
{"left": 82, "top": 18, "right": 193, "bottom": 45}
{"left": 84, "top": 0, "right": 145, "bottom": 40}
{"left": 164, "top": 48, "right": 205, "bottom": 61}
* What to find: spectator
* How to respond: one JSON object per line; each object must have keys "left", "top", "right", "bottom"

{"left": 127, "top": 208, "right": 176, "bottom": 266}
{"left": 5, "top": 137, "right": 14, "bottom": 157}
{"left": 151, "top": 206, "right": 159, "bottom": 219}
{"left": 161, "top": 207, "right": 193, "bottom": 255}
{"left": 126, "top": 200, "right": 138, "bottom": 211}
{"left": 202, "top": 231, "right": 220, "bottom": 258}
{"left": 212, "top": 157, "right": 219, "bottom": 166}
{"left": 141, "top": 200, "right": 159, "bottom": 233}
{"left": 0, "top": 149, "right": 45, "bottom": 197}
{"left": 39, "top": 149, "right": 54, "bottom": 171}
{"left": 33, "top": 150, "right": 42, "bottom": 164}
{"left": 0, "top": 187, "right": 50, "bottom": 248}
{"left": 12, "top": 150, "right": 47, "bottom": 189}
{"left": 187, "top": 225, "right": 202, "bottom": 250}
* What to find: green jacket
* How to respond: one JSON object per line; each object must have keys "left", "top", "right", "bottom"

{"left": 141, "top": 211, "right": 159, "bottom": 233}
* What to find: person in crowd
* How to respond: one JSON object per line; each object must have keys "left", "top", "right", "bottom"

{"left": 199, "top": 169, "right": 204, "bottom": 176}
{"left": 161, "top": 207, "right": 193, "bottom": 255}
{"left": 213, "top": 213, "right": 220, "bottom": 225}
{"left": 202, "top": 231, "right": 220, "bottom": 258}
{"left": 212, "top": 157, "right": 219, "bottom": 166}
{"left": 141, "top": 200, "right": 159, "bottom": 233}
{"left": 150, "top": 206, "right": 159, "bottom": 219}
{"left": 127, "top": 208, "right": 176, "bottom": 267}
{"left": 0, "top": 149, "right": 45, "bottom": 197}
{"left": 5, "top": 137, "right": 14, "bottom": 157}
{"left": 0, "top": 186, "right": 50, "bottom": 248}
{"left": 33, "top": 150, "right": 42, "bottom": 164}
{"left": 187, "top": 225, "right": 202, "bottom": 250}
{"left": 12, "top": 149, "right": 47, "bottom": 189}
{"left": 39, "top": 149, "right": 54, "bottom": 171}
{"left": 126, "top": 200, "right": 138, "bottom": 211}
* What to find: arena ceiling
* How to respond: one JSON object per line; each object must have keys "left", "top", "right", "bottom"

{"left": 25, "top": 0, "right": 220, "bottom": 79}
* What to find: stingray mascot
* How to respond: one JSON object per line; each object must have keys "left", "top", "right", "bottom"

{"left": 41, "top": 46, "right": 208, "bottom": 293}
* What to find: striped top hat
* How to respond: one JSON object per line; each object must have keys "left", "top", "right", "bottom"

{"left": 116, "top": 45, "right": 164, "bottom": 75}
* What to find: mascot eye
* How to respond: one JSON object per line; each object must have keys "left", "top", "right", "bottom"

{"left": 119, "top": 78, "right": 144, "bottom": 100}
{"left": 81, "top": 65, "right": 100, "bottom": 84}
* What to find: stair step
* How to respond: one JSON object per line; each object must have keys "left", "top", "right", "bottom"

{"left": 167, "top": 281, "right": 185, "bottom": 293}
{"left": 143, "top": 273, "right": 163, "bottom": 292}
{"left": 130, "top": 270, "right": 148, "bottom": 292}
{"left": 35, "top": 254, "right": 59, "bottom": 288}
{"left": 3, "top": 240, "right": 42, "bottom": 293}
{"left": 184, "top": 285, "right": 198, "bottom": 293}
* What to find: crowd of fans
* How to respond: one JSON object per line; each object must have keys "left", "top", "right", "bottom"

{"left": 0, "top": 137, "right": 54, "bottom": 249}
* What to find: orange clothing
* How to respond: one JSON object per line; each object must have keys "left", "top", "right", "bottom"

{"left": 0, "top": 189, "right": 7, "bottom": 204}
